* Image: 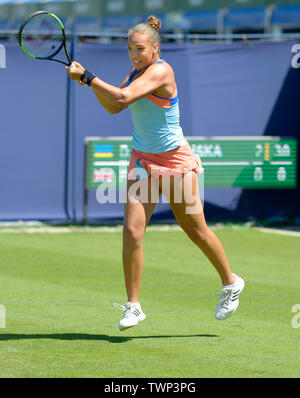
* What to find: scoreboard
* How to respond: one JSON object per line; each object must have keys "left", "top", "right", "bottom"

{"left": 84, "top": 136, "right": 297, "bottom": 190}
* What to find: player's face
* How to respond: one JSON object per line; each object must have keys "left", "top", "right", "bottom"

{"left": 128, "top": 32, "right": 159, "bottom": 70}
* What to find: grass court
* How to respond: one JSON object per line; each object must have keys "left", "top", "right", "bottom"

{"left": 0, "top": 225, "right": 299, "bottom": 378}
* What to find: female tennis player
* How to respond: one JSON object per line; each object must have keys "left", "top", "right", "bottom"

{"left": 66, "top": 16, "right": 244, "bottom": 331}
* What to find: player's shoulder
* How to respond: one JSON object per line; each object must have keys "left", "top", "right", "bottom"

{"left": 120, "top": 66, "right": 136, "bottom": 88}
{"left": 148, "top": 59, "right": 173, "bottom": 77}
{"left": 126, "top": 65, "right": 136, "bottom": 78}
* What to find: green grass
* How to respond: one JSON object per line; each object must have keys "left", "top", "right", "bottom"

{"left": 0, "top": 226, "right": 299, "bottom": 378}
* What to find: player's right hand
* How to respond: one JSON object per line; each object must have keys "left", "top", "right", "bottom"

{"left": 65, "top": 61, "right": 85, "bottom": 81}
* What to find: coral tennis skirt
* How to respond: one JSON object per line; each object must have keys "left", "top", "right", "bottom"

{"left": 127, "top": 141, "right": 203, "bottom": 180}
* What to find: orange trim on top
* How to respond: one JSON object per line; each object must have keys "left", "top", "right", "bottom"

{"left": 146, "top": 93, "right": 171, "bottom": 108}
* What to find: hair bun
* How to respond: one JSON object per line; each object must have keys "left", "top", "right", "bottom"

{"left": 147, "top": 15, "right": 161, "bottom": 32}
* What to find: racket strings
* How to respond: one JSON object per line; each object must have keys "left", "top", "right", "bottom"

{"left": 21, "top": 14, "right": 64, "bottom": 59}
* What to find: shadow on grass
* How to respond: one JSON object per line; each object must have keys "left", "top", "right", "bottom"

{"left": 0, "top": 333, "right": 219, "bottom": 343}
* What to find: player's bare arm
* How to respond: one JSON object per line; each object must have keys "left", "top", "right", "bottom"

{"left": 91, "top": 66, "right": 135, "bottom": 114}
{"left": 66, "top": 61, "right": 172, "bottom": 114}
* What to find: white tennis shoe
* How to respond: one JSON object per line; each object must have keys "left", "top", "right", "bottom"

{"left": 215, "top": 273, "right": 245, "bottom": 320}
{"left": 114, "top": 302, "right": 146, "bottom": 331}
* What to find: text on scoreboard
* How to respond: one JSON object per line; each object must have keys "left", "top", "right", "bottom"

{"left": 84, "top": 137, "right": 297, "bottom": 189}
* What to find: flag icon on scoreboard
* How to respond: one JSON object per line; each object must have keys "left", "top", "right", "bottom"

{"left": 94, "top": 144, "right": 114, "bottom": 158}
{"left": 93, "top": 168, "right": 114, "bottom": 183}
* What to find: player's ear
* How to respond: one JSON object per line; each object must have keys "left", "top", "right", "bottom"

{"left": 153, "top": 42, "right": 159, "bottom": 55}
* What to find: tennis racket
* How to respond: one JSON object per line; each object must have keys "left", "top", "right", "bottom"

{"left": 18, "top": 11, "right": 72, "bottom": 67}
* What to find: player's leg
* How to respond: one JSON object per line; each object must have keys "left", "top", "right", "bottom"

{"left": 163, "top": 172, "right": 244, "bottom": 319}
{"left": 123, "top": 177, "right": 160, "bottom": 302}
{"left": 162, "top": 172, "right": 233, "bottom": 285}
{"left": 116, "top": 176, "right": 160, "bottom": 330}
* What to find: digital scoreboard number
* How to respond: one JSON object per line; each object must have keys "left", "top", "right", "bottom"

{"left": 84, "top": 137, "right": 297, "bottom": 190}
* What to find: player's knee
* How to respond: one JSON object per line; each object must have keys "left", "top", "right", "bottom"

{"left": 123, "top": 223, "right": 145, "bottom": 244}
{"left": 183, "top": 225, "right": 209, "bottom": 245}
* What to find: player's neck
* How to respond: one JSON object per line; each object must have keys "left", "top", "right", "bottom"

{"left": 151, "top": 54, "right": 160, "bottom": 64}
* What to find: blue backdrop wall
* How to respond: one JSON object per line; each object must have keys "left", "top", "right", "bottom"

{"left": 0, "top": 40, "right": 299, "bottom": 223}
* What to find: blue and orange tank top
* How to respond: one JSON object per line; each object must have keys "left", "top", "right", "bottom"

{"left": 126, "top": 58, "right": 185, "bottom": 153}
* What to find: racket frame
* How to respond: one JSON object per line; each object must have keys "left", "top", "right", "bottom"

{"left": 18, "top": 10, "right": 72, "bottom": 66}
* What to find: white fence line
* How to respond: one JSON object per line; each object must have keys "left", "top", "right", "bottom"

{"left": 2, "top": 30, "right": 300, "bottom": 41}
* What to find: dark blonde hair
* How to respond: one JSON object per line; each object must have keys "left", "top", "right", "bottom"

{"left": 128, "top": 15, "right": 162, "bottom": 54}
